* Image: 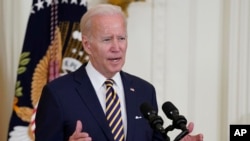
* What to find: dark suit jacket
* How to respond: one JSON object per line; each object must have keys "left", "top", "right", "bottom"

{"left": 35, "top": 65, "right": 164, "bottom": 141}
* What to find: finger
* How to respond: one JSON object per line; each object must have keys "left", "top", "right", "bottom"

{"left": 187, "top": 122, "right": 194, "bottom": 133}
{"left": 197, "top": 134, "right": 204, "bottom": 141}
{"left": 72, "top": 120, "right": 83, "bottom": 137}
{"left": 75, "top": 120, "right": 83, "bottom": 134}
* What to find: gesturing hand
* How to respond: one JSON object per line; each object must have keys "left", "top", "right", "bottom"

{"left": 181, "top": 122, "right": 204, "bottom": 141}
{"left": 69, "top": 120, "right": 92, "bottom": 141}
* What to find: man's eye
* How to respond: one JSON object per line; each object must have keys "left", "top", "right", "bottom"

{"left": 119, "top": 37, "right": 126, "bottom": 41}
{"left": 103, "top": 38, "right": 111, "bottom": 42}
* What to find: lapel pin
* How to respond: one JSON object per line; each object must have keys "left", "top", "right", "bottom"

{"left": 135, "top": 116, "right": 142, "bottom": 119}
{"left": 130, "top": 88, "right": 135, "bottom": 92}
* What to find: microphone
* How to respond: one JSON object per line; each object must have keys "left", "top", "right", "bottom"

{"left": 140, "top": 102, "right": 165, "bottom": 134}
{"left": 162, "top": 101, "right": 188, "bottom": 131}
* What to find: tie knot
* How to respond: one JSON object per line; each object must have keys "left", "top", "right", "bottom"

{"left": 105, "top": 79, "right": 114, "bottom": 88}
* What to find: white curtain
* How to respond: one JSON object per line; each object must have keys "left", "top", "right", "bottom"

{"left": 0, "top": 0, "right": 32, "bottom": 140}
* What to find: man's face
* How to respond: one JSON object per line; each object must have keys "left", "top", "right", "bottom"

{"left": 83, "top": 14, "right": 127, "bottom": 78}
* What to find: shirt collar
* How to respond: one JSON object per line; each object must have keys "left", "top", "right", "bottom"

{"left": 85, "top": 61, "right": 122, "bottom": 89}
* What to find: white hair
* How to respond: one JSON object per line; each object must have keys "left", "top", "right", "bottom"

{"left": 80, "top": 4, "right": 127, "bottom": 37}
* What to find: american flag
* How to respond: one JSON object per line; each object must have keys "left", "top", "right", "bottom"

{"left": 7, "top": 0, "right": 88, "bottom": 140}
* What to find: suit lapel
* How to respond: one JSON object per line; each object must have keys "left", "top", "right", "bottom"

{"left": 73, "top": 65, "right": 114, "bottom": 141}
{"left": 73, "top": 67, "right": 140, "bottom": 140}
{"left": 120, "top": 71, "right": 138, "bottom": 141}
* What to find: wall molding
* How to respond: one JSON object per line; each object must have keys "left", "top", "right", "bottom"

{"left": 227, "top": 0, "right": 250, "bottom": 123}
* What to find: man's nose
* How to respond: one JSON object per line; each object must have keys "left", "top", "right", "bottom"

{"left": 111, "top": 39, "right": 120, "bottom": 51}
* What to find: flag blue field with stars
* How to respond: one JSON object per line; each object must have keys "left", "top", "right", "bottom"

{"left": 7, "top": 0, "right": 88, "bottom": 140}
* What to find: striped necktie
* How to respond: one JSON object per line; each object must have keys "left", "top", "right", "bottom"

{"left": 105, "top": 79, "right": 125, "bottom": 141}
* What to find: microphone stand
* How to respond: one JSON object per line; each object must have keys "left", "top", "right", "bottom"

{"left": 164, "top": 124, "right": 189, "bottom": 141}
{"left": 154, "top": 115, "right": 188, "bottom": 141}
{"left": 157, "top": 126, "right": 170, "bottom": 141}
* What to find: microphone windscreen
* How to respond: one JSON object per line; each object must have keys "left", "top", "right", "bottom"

{"left": 140, "top": 102, "right": 154, "bottom": 119}
{"left": 162, "top": 101, "right": 178, "bottom": 119}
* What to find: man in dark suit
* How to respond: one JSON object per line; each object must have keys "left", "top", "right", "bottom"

{"left": 35, "top": 4, "right": 203, "bottom": 141}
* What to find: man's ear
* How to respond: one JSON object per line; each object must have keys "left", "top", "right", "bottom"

{"left": 82, "top": 35, "right": 91, "bottom": 55}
